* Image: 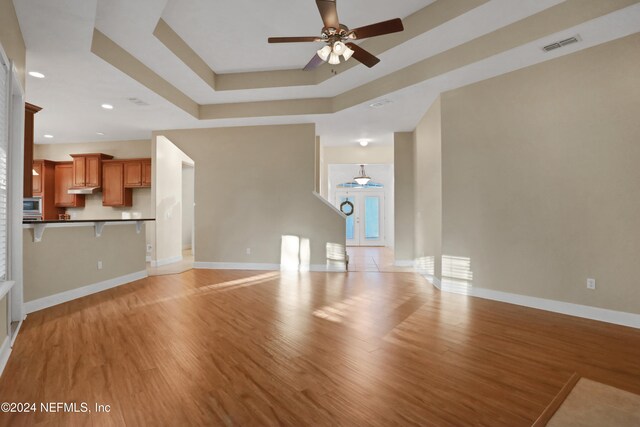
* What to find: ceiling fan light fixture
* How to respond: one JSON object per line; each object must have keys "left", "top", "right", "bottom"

{"left": 333, "top": 41, "right": 346, "bottom": 55}
{"left": 328, "top": 52, "right": 341, "bottom": 65}
{"left": 342, "top": 46, "right": 354, "bottom": 61}
{"left": 317, "top": 45, "right": 332, "bottom": 61}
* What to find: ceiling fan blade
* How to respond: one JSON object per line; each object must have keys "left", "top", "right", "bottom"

{"left": 268, "top": 36, "right": 323, "bottom": 43}
{"left": 345, "top": 43, "right": 380, "bottom": 68}
{"left": 316, "top": 0, "right": 340, "bottom": 29}
{"left": 350, "top": 18, "right": 404, "bottom": 40}
{"left": 303, "top": 53, "right": 325, "bottom": 71}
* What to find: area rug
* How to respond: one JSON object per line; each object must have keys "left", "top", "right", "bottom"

{"left": 535, "top": 375, "right": 640, "bottom": 426}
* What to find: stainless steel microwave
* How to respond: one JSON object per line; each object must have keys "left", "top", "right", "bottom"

{"left": 23, "top": 197, "right": 43, "bottom": 218}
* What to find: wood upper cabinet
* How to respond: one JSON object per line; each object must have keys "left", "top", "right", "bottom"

{"left": 70, "top": 153, "right": 113, "bottom": 188}
{"left": 124, "top": 158, "right": 152, "bottom": 188}
{"left": 55, "top": 162, "right": 85, "bottom": 208}
{"left": 32, "top": 161, "right": 43, "bottom": 195}
{"left": 33, "top": 160, "right": 63, "bottom": 219}
{"left": 102, "top": 161, "right": 132, "bottom": 207}
{"left": 24, "top": 103, "right": 42, "bottom": 197}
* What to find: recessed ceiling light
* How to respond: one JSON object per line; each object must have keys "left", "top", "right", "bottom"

{"left": 43, "top": 134, "right": 53, "bottom": 138}
{"left": 28, "top": 71, "right": 45, "bottom": 78}
{"left": 96, "top": 132, "right": 105, "bottom": 136}
{"left": 101, "top": 104, "right": 114, "bottom": 110}
{"left": 359, "top": 140, "right": 370, "bottom": 147}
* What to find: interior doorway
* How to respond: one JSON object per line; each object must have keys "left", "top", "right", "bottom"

{"left": 336, "top": 189, "right": 385, "bottom": 246}
{"left": 182, "top": 163, "right": 195, "bottom": 254}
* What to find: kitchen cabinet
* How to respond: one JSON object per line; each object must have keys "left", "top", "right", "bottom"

{"left": 55, "top": 162, "right": 85, "bottom": 208}
{"left": 24, "top": 103, "right": 42, "bottom": 197}
{"left": 70, "top": 153, "right": 113, "bottom": 188}
{"left": 33, "top": 160, "right": 63, "bottom": 220}
{"left": 124, "top": 158, "right": 152, "bottom": 188}
{"left": 102, "top": 161, "right": 132, "bottom": 207}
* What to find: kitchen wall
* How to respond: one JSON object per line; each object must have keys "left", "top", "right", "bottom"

{"left": 0, "top": 0, "right": 26, "bottom": 87}
{"left": 23, "top": 224, "right": 146, "bottom": 305}
{"left": 153, "top": 124, "right": 345, "bottom": 266}
{"left": 412, "top": 33, "right": 640, "bottom": 314}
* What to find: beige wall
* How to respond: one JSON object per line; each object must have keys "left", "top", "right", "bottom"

{"left": 34, "top": 139, "right": 151, "bottom": 160}
{"left": 320, "top": 144, "right": 394, "bottom": 199}
{"left": 153, "top": 136, "right": 194, "bottom": 263}
{"left": 437, "top": 33, "right": 640, "bottom": 314}
{"left": 23, "top": 224, "right": 146, "bottom": 302}
{"left": 0, "top": 0, "right": 25, "bottom": 88}
{"left": 153, "top": 124, "right": 345, "bottom": 266}
{"left": 414, "top": 98, "right": 442, "bottom": 278}
{"left": 393, "top": 132, "right": 415, "bottom": 261}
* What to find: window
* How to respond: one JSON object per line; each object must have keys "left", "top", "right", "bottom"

{"left": 0, "top": 54, "right": 8, "bottom": 280}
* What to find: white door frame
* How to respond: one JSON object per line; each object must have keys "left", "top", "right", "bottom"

{"left": 335, "top": 188, "right": 385, "bottom": 247}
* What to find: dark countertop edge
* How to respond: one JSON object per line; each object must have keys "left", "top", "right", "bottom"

{"left": 23, "top": 218, "right": 156, "bottom": 224}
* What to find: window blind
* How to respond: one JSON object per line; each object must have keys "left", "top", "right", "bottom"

{"left": 0, "top": 56, "right": 8, "bottom": 281}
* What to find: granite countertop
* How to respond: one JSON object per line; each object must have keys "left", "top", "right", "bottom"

{"left": 23, "top": 218, "right": 155, "bottom": 224}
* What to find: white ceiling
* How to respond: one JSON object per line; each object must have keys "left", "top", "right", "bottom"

{"left": 11, "top": 0, "right": 640, "bottom": 147}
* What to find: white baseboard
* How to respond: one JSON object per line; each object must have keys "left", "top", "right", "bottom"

{"left": 151, "top": 255, "right": 183, "bottom": 268}
{"left": 24, "top": 270, "right": 148, "bottom": 314}
{"left": 423, "top": 273, "right": 640, "bottom": 329}
{"left": 194, "top": 262, "right": 281, "bottom": 271}
{"left": 394, "top": 260, "right": 415, "bottom": 267}
{"left": 0, "top": 336, "right": 12, "bottom": 378}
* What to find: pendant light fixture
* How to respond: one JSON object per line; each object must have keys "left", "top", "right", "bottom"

{"left": 354, "top": 164, "right": 371, "bottom": 186}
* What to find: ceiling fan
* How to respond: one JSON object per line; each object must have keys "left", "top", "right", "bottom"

{"left": 268, "top": 0, "right": 404, "bottom": 70}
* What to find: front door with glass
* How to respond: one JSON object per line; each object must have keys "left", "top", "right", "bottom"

{"left": 336, "top": 190, "right": 384, "bottom": 246}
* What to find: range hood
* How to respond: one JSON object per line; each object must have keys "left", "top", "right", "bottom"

{"left": 68, "top": 187, "right": 100, "bottom": 195}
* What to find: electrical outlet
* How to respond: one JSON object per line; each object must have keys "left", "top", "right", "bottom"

{"left": 146, "top": 244, "right": 152, "bottom": 253}
{"left": 97, "top": 261, "right": 103, "bottom": 270}
{"left": 587, "top": 278, "right": 596, "bottom": 290}
{"left": 246, "top": 248, "right": 251, "bottom": 255}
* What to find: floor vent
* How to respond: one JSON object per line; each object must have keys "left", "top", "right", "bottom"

{"left": 542, "top": 35, "right": 581, "bottom": 52}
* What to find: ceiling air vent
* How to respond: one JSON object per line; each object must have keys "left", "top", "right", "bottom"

{"left": 127, "top": 97, "right": 149, "bottom": 106}
{"left": 369, "top": 99, "right": 392, "bottom": 108}
{"left": 542, "top": 35, "right": 581, "bottom": 52}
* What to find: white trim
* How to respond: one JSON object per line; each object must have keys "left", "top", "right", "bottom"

{"left": 23, "top": 270, "right": 148, "bottom": 314}
{"left": 0, "top": 280, "right": 14, "bottom": 300}
{"left": 10, "top": 318, "right": 23, "bottom": 347}
{"left": 394, "top": 260, "right": 415, "bottom": 267}
{"left": 194, "top": 262, "right": 280, "bottom": 271}
{"left": 150, "top": 255, "right": 182, "bottom": 267}
{"left": 0, "top": 336, "right": 11, "bottom": 378}
{"left": 467, "top": 287, "right": 640, "bottom": 329}
{"left": 425, "top": 274, "right": 640, "bottom": 329}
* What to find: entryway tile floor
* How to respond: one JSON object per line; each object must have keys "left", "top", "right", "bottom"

{"left": 147, "top": 249, "right": 194, "bottom": 276}
{"left": 346, "top": 247, "right": 414, "bottom": 272}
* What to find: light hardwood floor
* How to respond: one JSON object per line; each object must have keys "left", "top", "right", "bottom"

{"left": 1, "top": 269, "right": 639, "bottom": 426}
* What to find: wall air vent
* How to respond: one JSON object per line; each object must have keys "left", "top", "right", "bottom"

{"left": 127, "top": 97, "right": 149, "bottom": 106}
{"left": 542, "top": 35, "right": 581, "bottom": 52}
